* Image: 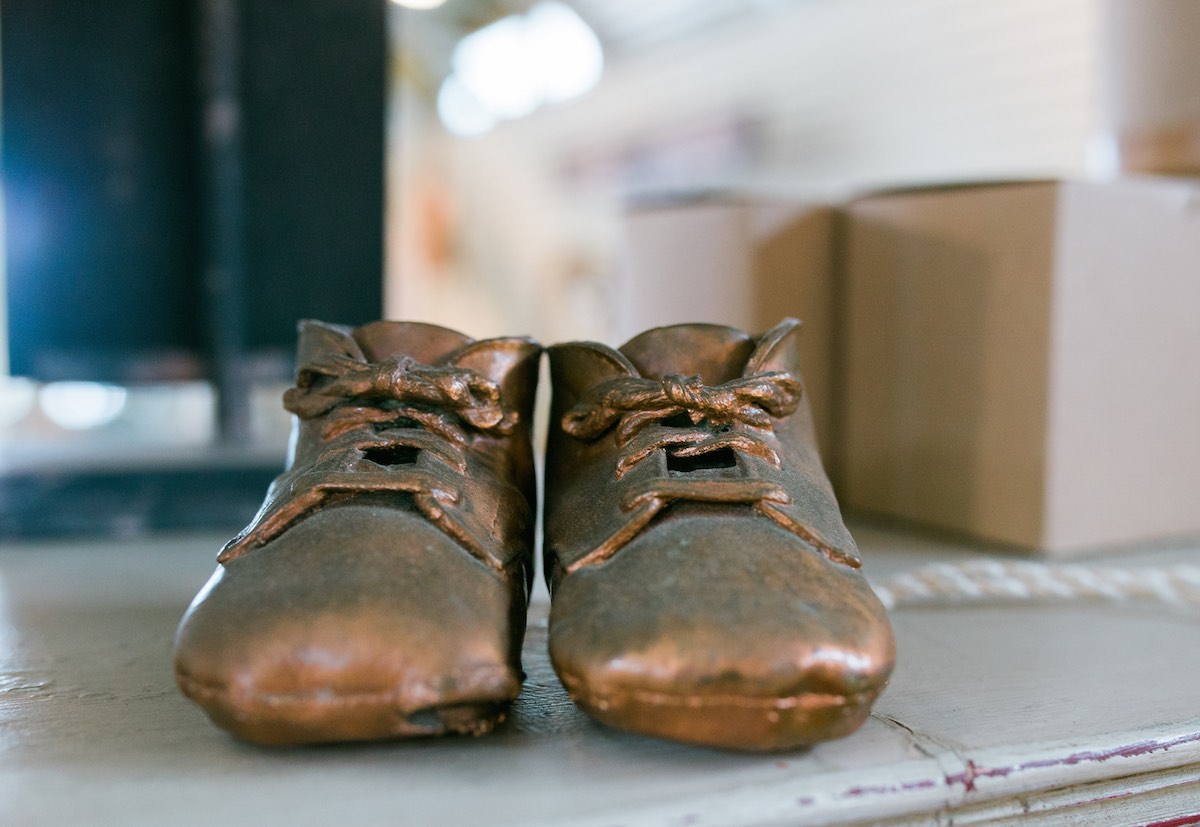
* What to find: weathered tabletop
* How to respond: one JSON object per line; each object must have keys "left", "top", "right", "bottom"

{"left": 1, "top": 524, "right": 1198, "bottom": 826}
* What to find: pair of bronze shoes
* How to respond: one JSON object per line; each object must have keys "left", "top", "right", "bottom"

{"left": 174, "top": 318, "right": 895, "bottom": 751}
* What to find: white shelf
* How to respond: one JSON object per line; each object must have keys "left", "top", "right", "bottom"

{"left": 1, "top": 524, "right": 1197, "bottom": 825}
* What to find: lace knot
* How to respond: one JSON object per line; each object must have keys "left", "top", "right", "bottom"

{"left": 661, "top": 375, "right": 706, "bottom": 412}
{"left": 562, "top": 370, "right": 801, "bottom": 444}
{"left": 283, "top": 353, "right": 515, "bottom": 438}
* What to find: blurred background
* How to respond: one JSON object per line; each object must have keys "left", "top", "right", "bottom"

{"left": 1, "top": 0, "right": 1197, "bottom": 540}
{"left": 388, "top": 0, "right": 1101, "bottom": 343}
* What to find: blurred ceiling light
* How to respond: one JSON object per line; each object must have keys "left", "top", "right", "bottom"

{"left": 389, "top": 0, "right": 448, "bottom": 9}
{"left": 437, "top": 1, "right": 603, "bottom": 137}
{"left": 454, "top": 14, "right": 543, "bottom": 121}
{"left": 38, "top": 381, "right": 128, "bottom": 430}
{"left": 437, "top": 75, "right": 498, "bottom": 137}
{"left": 526, "top": 2, "right": 603, "bottom": 103}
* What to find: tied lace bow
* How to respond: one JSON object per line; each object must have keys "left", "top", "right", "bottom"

{"left": 562, "top": 371, "right": 803, "bottom": 478}
{"left": 284, "top": 353, "right": 516, "bottom": 444}
{"left": 563, "top": 371, "right": 802, "bottom": 445}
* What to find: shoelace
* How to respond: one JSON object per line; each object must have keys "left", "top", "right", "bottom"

{"left": 218, "top": 353, "right": 517, "bottom": 564}
{"left": 286, "top": 353, "right": 515, "bottom": 458}
{"left": 562, "top": 371, "right": 801, "bottom": 476}
{"left": 558, "top": 369, "right": 862, "bottom": 571}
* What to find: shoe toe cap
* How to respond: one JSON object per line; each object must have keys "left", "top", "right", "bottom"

{"left": 174, "top": 505, "right": 523, "bottom": 744}
{"left": 548, "top": 515, "right": 894, "bottom": 748}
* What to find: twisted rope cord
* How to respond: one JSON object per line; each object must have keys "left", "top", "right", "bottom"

{"left": 872, "top": 559, "right": 1200, "bottom": 612}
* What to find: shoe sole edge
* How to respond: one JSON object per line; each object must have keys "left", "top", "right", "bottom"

{"left": 559, "top": 674, "right": 885, "bottom": 752}
{"left": 176, "top": 668, "right": 520, "bottom": 746}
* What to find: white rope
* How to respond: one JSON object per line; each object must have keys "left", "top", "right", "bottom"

{"left": 871, "top": 560, "right": 1200, "bottom": 612}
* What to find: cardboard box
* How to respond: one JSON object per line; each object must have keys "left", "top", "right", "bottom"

{"left": 841, "top": 178, "right": 1200, "bottom": 554}
{"left": 618, "top": 195, "right": 838, "bottom": 465}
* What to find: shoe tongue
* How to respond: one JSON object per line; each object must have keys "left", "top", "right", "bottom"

{"left": 353, "top": 321, "right": 473, "bottom": 364}
{"left": 619, "top": 324, "right": 755, "bottom": 384}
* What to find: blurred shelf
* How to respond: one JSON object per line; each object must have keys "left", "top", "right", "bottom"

{"left": 0, "top": 444, "right": 284, "bottom": 540}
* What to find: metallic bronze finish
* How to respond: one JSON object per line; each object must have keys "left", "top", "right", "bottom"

{"left": 174, "top": 320, "right": 541, "bottom": 745}
{"left": 544, "top": 319, "right": 895, "bottom": 751}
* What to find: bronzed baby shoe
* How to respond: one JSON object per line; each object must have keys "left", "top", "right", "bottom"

{"left": 544, "top": 319, "right": 894, "bottom": 751}
{"left": 174, "top": 320, "right": 540, "bottom": 745}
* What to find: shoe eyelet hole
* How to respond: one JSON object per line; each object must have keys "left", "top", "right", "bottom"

{"left": 362, "top": 445, "right": 420, "bottom": 466}
{"left": 667, "top": 447, "right": 737, "bottom": 474}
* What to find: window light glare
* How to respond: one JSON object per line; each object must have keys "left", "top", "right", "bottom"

{"left": 38, "top": 381, "right": 128, "bottom": 430}
{"left": 0, "top": 378, "right": 37, "bottom": 428}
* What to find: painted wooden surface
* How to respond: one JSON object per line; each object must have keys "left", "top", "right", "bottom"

{"left": 0, "top": 524, "right": 1197, "bottom": 826}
